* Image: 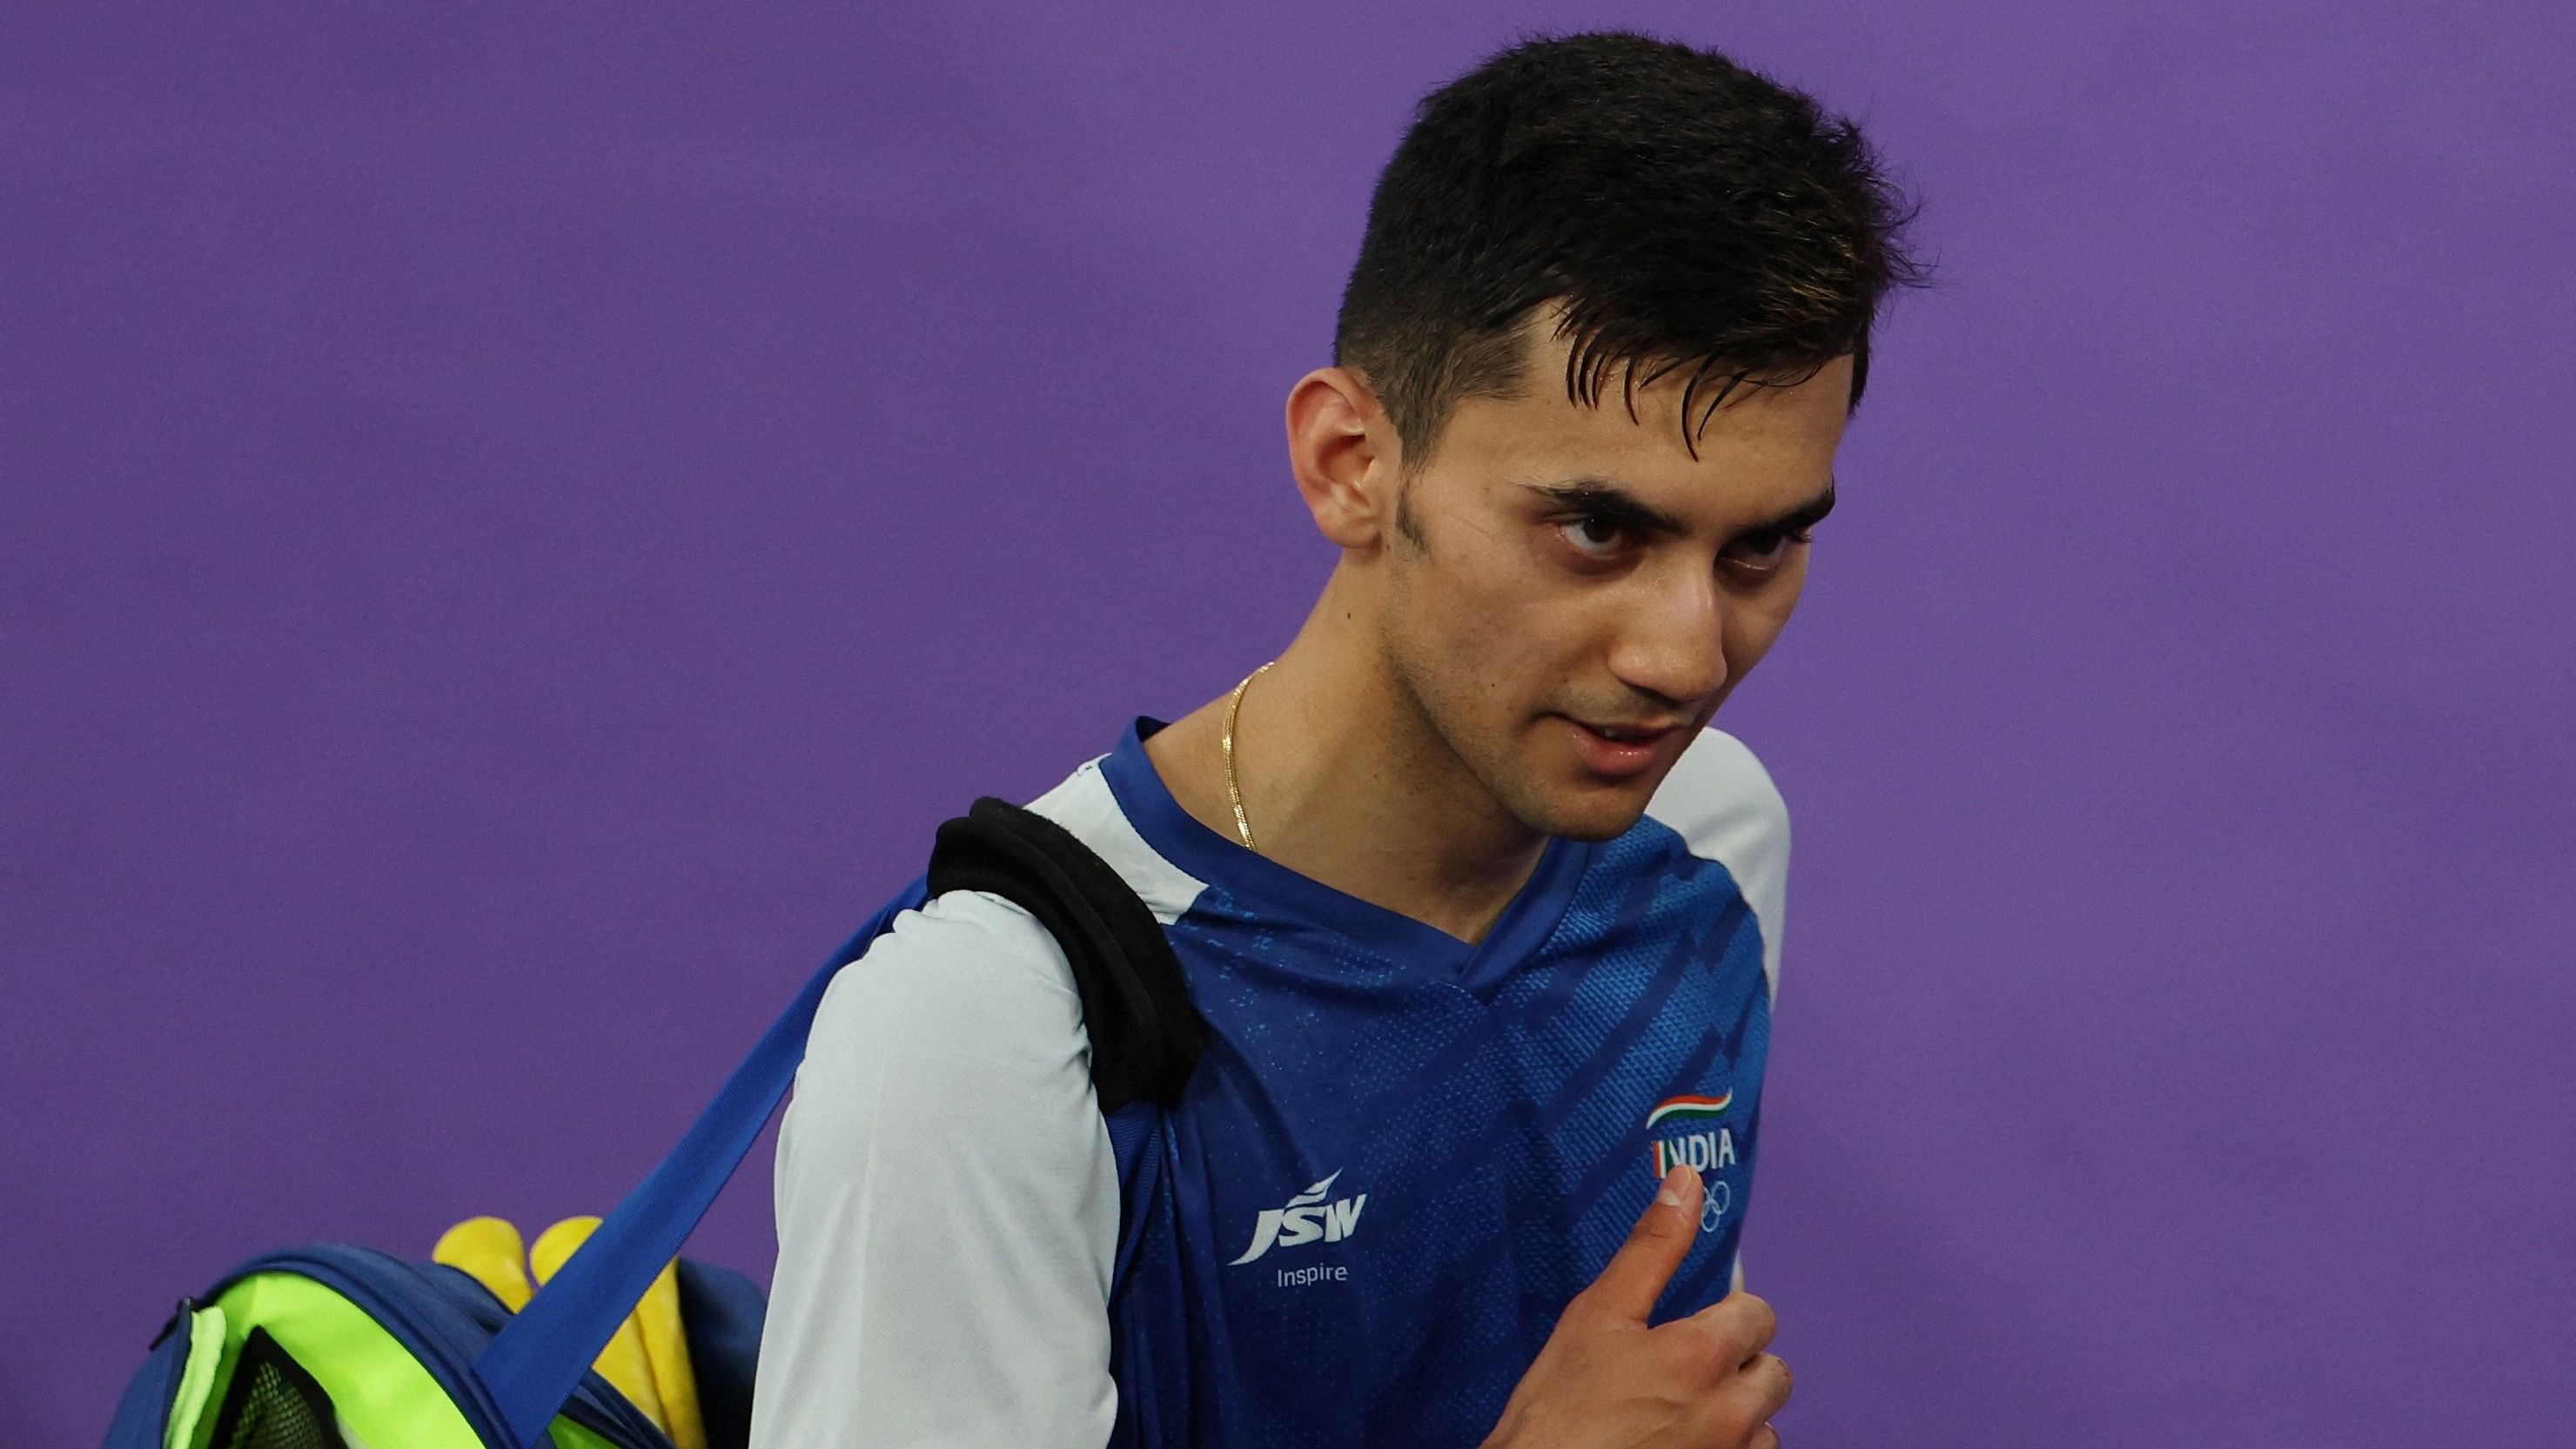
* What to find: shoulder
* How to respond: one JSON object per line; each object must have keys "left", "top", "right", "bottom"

{"left": 1023, "top": 751, "right": 1209, "bottom": 923}
{"left": 790, "top": 889, "right": 1090, "bottom": 1144}
{"left": 795, "top": 739, "right": 1201, "bottom": 1105}
{"left": 1644, "top": 728, "right": 1790, "bottom": 996}
{"left": 1647, "top": 727, "right": 1788, "bottom": 867}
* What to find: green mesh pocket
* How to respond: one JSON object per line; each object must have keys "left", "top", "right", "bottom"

{"left": 203, "top": 1329, "right": 346, "bottom": 1449}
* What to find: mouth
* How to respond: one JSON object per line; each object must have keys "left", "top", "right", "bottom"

{"left": 1559, "top": 715, "right": 1686, "bottom": 780}
{"left": 1576, "top": 721, "right": 1680, "bottom": 743}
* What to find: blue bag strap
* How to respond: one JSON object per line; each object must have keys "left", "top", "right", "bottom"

{"left": 473, "top": 876, "right": 931, "bottom": 1449}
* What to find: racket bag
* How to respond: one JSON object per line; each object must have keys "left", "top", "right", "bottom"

{"left": 101, "top": 796, "right": 1204, "bottom": 1449}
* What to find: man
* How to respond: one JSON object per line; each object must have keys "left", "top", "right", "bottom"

{"left": 750, "top": 30, "right": 1919, "bottom": 1449}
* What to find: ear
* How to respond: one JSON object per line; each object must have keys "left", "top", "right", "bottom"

{"left": 1285, "top": 366, "right": 1401, "bottom": 550}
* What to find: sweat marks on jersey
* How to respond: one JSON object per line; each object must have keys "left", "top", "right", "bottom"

{"left": 1230, "top": 1170, "right": 1367, "bottom": 1266}
{"left": 1647, "top": 1092, "right": 1738, "bottom": 1234}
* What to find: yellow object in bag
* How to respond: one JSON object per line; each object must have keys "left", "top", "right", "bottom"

{"left": 433, "top": 1216, "right": 707, "bottom": 1449}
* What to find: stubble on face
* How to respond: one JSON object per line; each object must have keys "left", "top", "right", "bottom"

{"left": 1375, "top": 475, "right": 1638, "bottom": 845}
{"left": 1364, "top": 339, "right": 1850, "bottom": 846}
{"left": 1371, "top": 550, "right": 1703, "bottom": 849}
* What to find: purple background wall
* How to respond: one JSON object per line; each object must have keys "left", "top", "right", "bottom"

{"left": 6, "top": 3, "right": 2571, "bottom": 1444}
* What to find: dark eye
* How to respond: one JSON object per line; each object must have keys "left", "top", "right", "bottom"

{"left": 1721, "top": 527, "right": 1809, "bottom": 574}
{"left": 1556, "top": 514, "right": 1631, "bottom": 559}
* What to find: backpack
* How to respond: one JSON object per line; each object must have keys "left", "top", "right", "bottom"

{"left": 104, "top": 796, "right": 1205, "bottom": 1449}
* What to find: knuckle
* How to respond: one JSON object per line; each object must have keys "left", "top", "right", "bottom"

{"left": 1628, "top": 1213, "right": 1682, "bottom": 1248}
{"left": 1670, "top": 1311, "right": 1732, "bottom": 1363}
{"left": 1659, "top": 1323, "right": 1730, "bottom": 1385}
{"left": 1694, "top": 1296, "right": 1768, "bottom": 1358}
{"left": 1757, "top": 1352, "right": 1794, "bottom": 1410}
{"left": 1740, "top": 1291, "right": 1778, "bottom": 1338}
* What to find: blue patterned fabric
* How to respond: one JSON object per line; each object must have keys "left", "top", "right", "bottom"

{"left": 1096, "top": 720, "right": 1773, "bottom": 1449}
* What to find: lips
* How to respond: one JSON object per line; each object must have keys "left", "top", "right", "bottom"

{"left": 1577, "top": 721, "right": 1679, "bottom": 743}
{"left": 1560, "top": 715, "right": 1684, "bottom": 780}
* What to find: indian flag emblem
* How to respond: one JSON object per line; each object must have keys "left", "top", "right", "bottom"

{"left": 1644, "top": 1091, "right": 1733, "bottom": 1130}
{"left": 1646, "top": 1091, "right": 1738, "bottom": 1183}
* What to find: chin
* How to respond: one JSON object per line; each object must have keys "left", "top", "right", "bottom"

{"left": 1551, "top": 809, "right": 1650, "bottom": 844}
{"left": 1519, "top": 788, "right": 1654, "bottom": 844}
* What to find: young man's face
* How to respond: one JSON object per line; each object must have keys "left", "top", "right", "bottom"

{"left": 1374, "top": 335, "right": 1852, "bottom": 843}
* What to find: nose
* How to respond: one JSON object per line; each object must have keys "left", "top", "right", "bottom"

{"left": 1607, "top": 560, "right": 1730, "bottom": 711}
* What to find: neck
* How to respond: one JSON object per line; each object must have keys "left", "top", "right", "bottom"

{"left": 1146, "top": 574, "right": 1549, "bottom": 945}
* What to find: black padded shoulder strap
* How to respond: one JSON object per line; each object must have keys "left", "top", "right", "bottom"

{"left": 926, "top": 796, "right": 1204, "bottom": 1113}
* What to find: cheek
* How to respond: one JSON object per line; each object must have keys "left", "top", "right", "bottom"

{"left": 1455, "top": 567, "right": 1604, "bottom": 685}
{"left": 1391, "top": 550, "right": 1594, "bottom": 717}
{"left": 1721, "top": 572, "right": 1808, "bottom": 674}
{"left": 1410, "top": 533, "right": 1562, "bottom": 645}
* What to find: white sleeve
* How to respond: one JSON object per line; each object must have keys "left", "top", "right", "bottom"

{"left": 1647, "top": 728, "right": 1790, "bottom": 1003}
{"left": 1648, "top": 728, "right": 1791, "bottom": 1298}
{"left": 748, "top": 890, "right": 1119, "bottom": 1449}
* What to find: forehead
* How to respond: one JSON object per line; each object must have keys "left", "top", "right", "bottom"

{"left": 1426, "top": 336, "right": 1853, "bottom": 520}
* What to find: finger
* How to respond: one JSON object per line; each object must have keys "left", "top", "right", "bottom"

{"left": 1575, "top": 1165, "right": 1702, "bottom": 1324}
{"left": 1690, "top": 1369, "right": 1787, "bottom": 1449}
{"left": 1727, "top": 1352, "right": 1793, "bottom": 1425}
{"left": 1687, "top": 1290, "right": 1777, "bottom": 1364}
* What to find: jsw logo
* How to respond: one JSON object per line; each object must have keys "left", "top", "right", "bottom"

{"left": 1229, "top": 1170, "right": 1366, "bottom": 1265}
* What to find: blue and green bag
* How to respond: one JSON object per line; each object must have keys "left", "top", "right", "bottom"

{"left": 103, "top": 797, "right": 1203, "bottom": 1449}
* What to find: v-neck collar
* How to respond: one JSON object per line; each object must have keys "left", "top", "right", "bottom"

{"left": 1098, "top": 715, "right": 1591, "bottom": 986}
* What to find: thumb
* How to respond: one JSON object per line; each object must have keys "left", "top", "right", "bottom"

{"left": 1578, "top": 1165, "right": 1702, "bottom": 1324}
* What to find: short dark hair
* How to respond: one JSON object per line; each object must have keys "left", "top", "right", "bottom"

{"left": 1334, "top": 31, "right": 1925, "bottom": 463}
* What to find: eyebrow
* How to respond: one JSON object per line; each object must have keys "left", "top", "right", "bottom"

{"left": 1763, "top": 481, "right": 1839, "bottom": 536}
{"left": 1524, "top": 476, "right": 1838, "bottom": 540}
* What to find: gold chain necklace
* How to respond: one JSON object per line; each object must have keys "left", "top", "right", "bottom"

{"left": 1221, "top": 660, "right": 1275, "bottom": 852}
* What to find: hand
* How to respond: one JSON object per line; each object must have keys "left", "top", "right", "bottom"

{"left": 1481, "top": 1166, "right": 1792, "bottom": 1449}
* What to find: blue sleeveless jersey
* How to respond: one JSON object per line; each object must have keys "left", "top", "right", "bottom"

{"left": 1081, "top": 718, "right": 1779, "bottom": 1449}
